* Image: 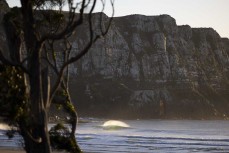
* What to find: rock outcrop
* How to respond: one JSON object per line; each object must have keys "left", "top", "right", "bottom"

{"left": 69, "top": 14, "right": 229, "bottom": 119}
{"left": 0, "top": 4, "right": 228, "bottom": 119}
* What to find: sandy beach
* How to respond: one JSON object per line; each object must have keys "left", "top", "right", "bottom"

{"left": 0, "top": 148, "right": 25, "bottom": 153}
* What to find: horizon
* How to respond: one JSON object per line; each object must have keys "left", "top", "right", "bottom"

{"left": 6, "top": 0, "right": 229, "bottom": 38}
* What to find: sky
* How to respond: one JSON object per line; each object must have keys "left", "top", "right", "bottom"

{"left": 6, "top": 0, "right": 229, "bottom": 38}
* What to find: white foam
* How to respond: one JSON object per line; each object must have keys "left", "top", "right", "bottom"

{"left": 0, "top": 123, "right": 10, "bottom": 130}
{"left": 102, "top": 120, "right": 130, "bottom": 130}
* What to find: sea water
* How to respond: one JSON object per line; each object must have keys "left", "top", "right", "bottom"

{"left": 1, "top": 119, "right": 229, "bottom": 153}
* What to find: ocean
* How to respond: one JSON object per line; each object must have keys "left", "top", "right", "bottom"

{"left": 1, "top": 119, "right": 229, "bottom": 153}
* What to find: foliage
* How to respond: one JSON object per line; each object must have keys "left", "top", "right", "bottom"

{"left": 49, "top": 123, "right": 80, "bottom": 153}
{"left": 0, "top": 64, "right": 28, "bottom": 125}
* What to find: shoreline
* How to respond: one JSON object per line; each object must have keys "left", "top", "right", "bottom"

{"left": 0, "top": 148, "right": 25, "bottom": 153}
{"left": 78, "top": 115, "right": 229, "bottom": 121}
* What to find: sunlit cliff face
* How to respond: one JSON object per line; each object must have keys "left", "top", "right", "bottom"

{"left": 0, "top": 6, "right": 228, "bottom": 119}
{"left": 65, "top": 14, "right": 228, "bottom": 119}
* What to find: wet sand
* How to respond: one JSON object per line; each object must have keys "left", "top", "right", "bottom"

{"left": 0, "top": 148, "right": 25, "bottom": 153}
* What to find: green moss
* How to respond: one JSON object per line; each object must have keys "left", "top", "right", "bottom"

{"left": 49, "top": 123, "right": 82, "bottom": 152}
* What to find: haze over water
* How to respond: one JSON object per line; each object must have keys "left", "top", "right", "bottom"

{"left": 2, "top": 119, "right": 229, "bottom": 152}
{"left": 76, "top": 119, "right": 229, "bottom": 153}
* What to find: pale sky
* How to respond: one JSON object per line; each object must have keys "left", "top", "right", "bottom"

{"left": 6, "top": 0, "right": 229, "bottom": 38}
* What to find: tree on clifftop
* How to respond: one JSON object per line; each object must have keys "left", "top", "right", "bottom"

{"left": 0, "top": 0, "right": 114, "bottom": 153}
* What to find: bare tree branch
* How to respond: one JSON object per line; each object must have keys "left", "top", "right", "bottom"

{"left": 40, "top": 0, "right": 88, "bottom": 42}
{"left": 0, "top": 49, "right": 29, "bottom": 74}
{"left": 50, "top": 4, "right": 114, "bottom": 101}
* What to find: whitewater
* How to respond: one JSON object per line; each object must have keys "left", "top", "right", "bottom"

{"left": 1, "top": 119, "right": 229, "bottom": 152}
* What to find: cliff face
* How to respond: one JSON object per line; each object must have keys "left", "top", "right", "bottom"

{"left": 0, "top": 5, "right": 228, "bottom": 119}
{"left": 69, "top": 14, "right": 229, "bottom": 119}
{"left": 0, "top": 0, "right": 9, "bottom": 54}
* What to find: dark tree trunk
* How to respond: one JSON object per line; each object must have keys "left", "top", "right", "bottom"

{"left": 19, "top": 110, "right": 51, "bottom": 153}
{"left": 18, "top": 1, "right": 52, "bottom": 152}
{"left": 26, "top": 47, "right": 51, "bottom": 153}
{"left": 18, "top": 48, "right": 51, "bottom": 153}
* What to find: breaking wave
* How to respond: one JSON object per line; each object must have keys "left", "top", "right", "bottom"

{"left": 102, "top": 120, "right": 130, "bottom": 130}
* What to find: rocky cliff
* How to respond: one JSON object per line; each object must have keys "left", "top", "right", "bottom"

{"left": 0, "top": 0, "right": 9, "bottom": 54}
{"left": 0, "top": 3, "right": 228, "bottom": 119}
{"left": 68, "top": 14, "right": 229, "bottom": 119}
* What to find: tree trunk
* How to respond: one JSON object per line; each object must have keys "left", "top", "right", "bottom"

{"left": 4, "top": 6, "right": 52, "bottom": 152}
{"left": 20, "top": 1, "right": 52, "bottom": 150}
{"left": 20, "top": 110, "right": 51, "bottom": 153}
{"left": 25, "top": 47, "right": 51, "bottom": 153}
